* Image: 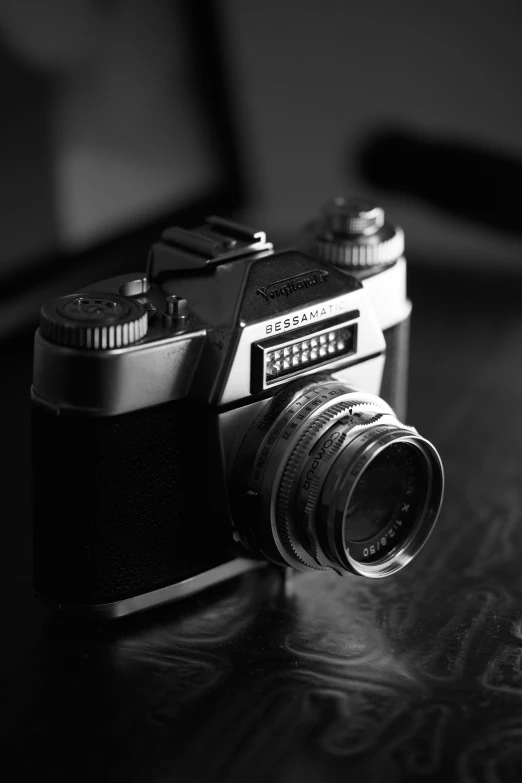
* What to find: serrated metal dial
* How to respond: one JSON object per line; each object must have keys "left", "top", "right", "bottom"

{"left": 302, "top": 196, "right": 404, "bottom": 269}
{"left": 311, "top": 229, "right": 404, "bottom": 267}
{"left": 275, "top": 402, "right": 356, "bottom": 568}
{"left": 40, "top": 292, "right": 148, "bottom": 349}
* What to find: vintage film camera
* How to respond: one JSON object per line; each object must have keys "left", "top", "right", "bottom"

{"left": 31, "top": 198, "right": 444, "bottom": 618}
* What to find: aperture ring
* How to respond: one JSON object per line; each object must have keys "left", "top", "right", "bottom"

{"left": 248, "top": 382, "right": 350, "bottom": 496}
{"left": 295, "top": 414, "right": 399, "bottom": 569}
{"left": 233, "top": 379, "right": 361, "bottom": 568}
{"left": 232, "top": 374, "right": 334, "bottom": 493}
{"left": 274, "top": 401, "right": 360, "bottom": 570}
{"left": 247, "top": 382, "right": 395, "bottom": 570}
{"left": 276, "top": 404, "right": 393, "bottom": 570}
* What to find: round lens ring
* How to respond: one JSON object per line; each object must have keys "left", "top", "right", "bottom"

{"left": 343, "top": 441, "right": 428, "bottom": 563}
{"left": 233, "top": 378, "right": 444, "bottom": 580}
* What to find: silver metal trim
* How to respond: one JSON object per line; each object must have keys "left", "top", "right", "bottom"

{"left": 38, "top": 558, "right": 266, "bottom": 619}
{"left": 339, "top": 436, "right": 445, "bottom": 578}
{"left": 331, "top": 355, "right": 386, "bottom": 397}
{"left": 33, "top": 286, "right": 389, "bottom": 415}
{"left": 160, "top": 226, "right": 272, "bottom": 262}
{"left": 217, "top": 353, "right": 386, "bottom": 482}
{"left": 220, "top": 288, "right": 386, "bottom": 405}
{"left": 252, "top": 315, "right": 359, "bottom": 392}
{"left": 312, "top": 227, "right": 405, "bottom": 268}
{"left": 151, "top": 217, "right": 274, "bottom": 274}
{"left": 361, "top": 257, "right": 410, "bottom": 332}
{"left": 32, "top": 326, "right": 206, "bottom": 416}
{"left": 118, "top": 277, "right": 150, "bottom": 297}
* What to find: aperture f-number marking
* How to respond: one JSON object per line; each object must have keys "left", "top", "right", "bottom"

{"left": 363, "top": 519, "right": 404, "bottom": 559}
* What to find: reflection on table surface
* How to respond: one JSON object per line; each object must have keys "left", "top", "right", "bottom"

{"left": 4, "top": 540, "right": 522, "bottom": 783}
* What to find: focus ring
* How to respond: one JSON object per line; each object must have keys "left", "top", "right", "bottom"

{"left": 275, "top": 400, "right": 390, "bottom": 568}
{"left": 275, "top": 401, "right": 356, "bottom": 569}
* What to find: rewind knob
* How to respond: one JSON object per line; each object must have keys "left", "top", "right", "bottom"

{"left": 40, "top": 292, "right": 148, "bottom": 349}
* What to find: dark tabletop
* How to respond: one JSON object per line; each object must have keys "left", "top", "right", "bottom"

{"left": 2, "top": 265, "right": 522, "bottom": 782}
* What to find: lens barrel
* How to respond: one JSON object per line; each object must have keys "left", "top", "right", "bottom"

{"left": 233, "top": 378, "right": 443, "bottom": 578}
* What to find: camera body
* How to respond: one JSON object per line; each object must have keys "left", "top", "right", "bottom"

{"left": 32, "top": 202, "right": 437, "bottom": 619}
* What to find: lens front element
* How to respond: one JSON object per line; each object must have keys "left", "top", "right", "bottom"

{"left": 234, "top": 378, "right": 443, "bottom": 579}
{"left": 343, "top": 442, "right": 426, "bottom": 558}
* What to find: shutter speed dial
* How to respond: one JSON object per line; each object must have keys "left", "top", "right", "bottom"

{"left": 40, "top": 292, "right": 148, "bottom": 349}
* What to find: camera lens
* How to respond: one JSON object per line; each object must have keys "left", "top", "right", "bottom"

{"left": 341, "top": 442, "right": 427, "bottom": 561}
{"left": 233, "top": 377, "right": 443, "bottom": 579}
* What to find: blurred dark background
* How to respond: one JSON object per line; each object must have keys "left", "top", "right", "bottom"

{"left": 1, "top": 0, "right": 522, "bottom": 338}
{"left": 221, "top": 0, "right": 522, "bottom": 260}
